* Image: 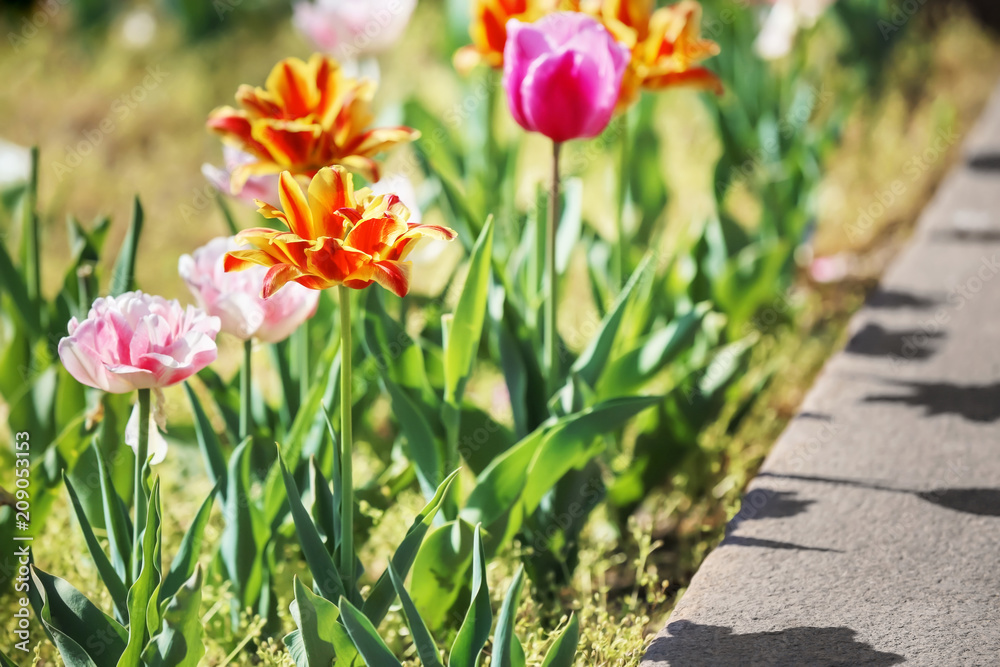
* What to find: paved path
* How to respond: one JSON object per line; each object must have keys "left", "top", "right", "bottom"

{"left": 641, "top": 84, "right": 1000, "bottom": 666}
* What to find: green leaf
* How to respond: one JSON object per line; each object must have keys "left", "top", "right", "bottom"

{"left": 220, "top": 439, "right": 267, "bottom": 608}
{"left": 492, "top": 566, "right": 525, "bottom": 667}
{"left": 29, "top": 567, "right": 128, "bottom": 667}
{"left": 63, "top": 472, "right": 129, "bottom": 622}
{"left": 540, "top": 614, "right": 579, "bottom": 667}
{"left": 363, "top": 288, "right": 432, "bottom": 394}
{"left": 409, "top": 520, "right": 476, "bottom": 632}
{"left": 285, "top": 577, "right": 356, "bottom": 667}
{"left": 0, "top": 236, "right": 40, "bottom": 334}
{"left": 449, "top": 525, "right": 492, "bottom": 667}
{"left": 338, "top": 597, "right": 404, "bottom": 667}
{"left": 598, "top": 303, "right": 711, "bottom": 397}
{"left": 381, "top": 378, "right": 442, "bottom": 501}
{"left": 362, "top": 469, "right": 459, "bottom": 626}
{"left": 387, "top": 564, "right": 443, "bottom": 667}
{"left": 160, "top": 481, "right": 217, "bottom": 603}
{"left": 119, "top": 478, "right": 163, "bottom": 667}
{"left": 555, "top": 178, "right": 582, "bottom": 274}
{"left": 94, "top": 441, "right": 132, "bottom": 587}
{"left": 521, "top": 396, "right": 661, "bottom": 514}
{"left": 264, "top": 333, "right": 340, "bottom": 524}
{"left": 445, "top": 216, "right": 494, "bottom": 403}
{"left": 570, "top": 254, "right": 653, "bottom": 390}
{"left": 184, "top": 382, "right": 227, "bottom": 502}
{"left": 279, "top": 451, "right": 346, "bottom": 603}
{"left": 0, "top": 647, "right": 20, "bottom": 667}
{"left": 110, "top": 196, "right": 143, "bottom": 296}
{"left": 143, "top": 566, "right": 206, "bottom": 667}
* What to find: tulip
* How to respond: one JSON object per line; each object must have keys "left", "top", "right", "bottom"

{"left": 504, "top": 12, "right": 630, "bottom": 143}
{"left": 202, "top": 146, "right": 280, "bottom": 206}
{"left": 293, "top": 0, "right": 417, "bottom": 59}
{"left": 454, "top": 0, "right": 554, "bottom": 73}
{"left": 755, "top": 0, "right": 835, "bottom": 60}
{"left": 58, "top": 292, "right": 220, "bottom": 393}
{"left": 224, "top": 166, "right": 455, "bottom": 597}
{"left": 224, "top": 167, "right": 457, "bottom": 298}
{"left": 207, "top": 54, "right": 418, "bottom": 191}
{"left": 179, "top": 236, "right": 319, "bottom": 343}
{"left": 59, "top": 292, "right": 220, "bottom": 548}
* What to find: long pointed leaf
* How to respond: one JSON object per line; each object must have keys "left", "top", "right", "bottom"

{"left": 110, "top": 196, "right": 143, "bottom": 296}
{"left": 29, "top": 567, "right": 128, "bottom": 667}
{"left": 160, "top": 481, "right": 218, "bottom": 602}
{"left": 338, "top": 597, "right": 404, "bottom": 667}
{"left": 449, "top": 525, "right": 492, "bottom": 667}
{"left": 387, "top": 564, "right": 443, "bottom": 667}
{"left": 362, "top": 469, "right": 460, "bottom": 626}
{"left": 493, "top": 566, "right": 525, "bottom": 667}
{"left": 63, "top": 473, "right": 129, "bottom": 622}
{"left": 278, "top": 451, "right": 346, "bottom": 603}
{"left": 540, "top": 614, "right": 579, "bottom": 667}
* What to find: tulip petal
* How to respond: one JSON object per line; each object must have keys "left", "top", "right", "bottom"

{"left": 278, "top": 172, "right": 315, "bottom": 238}
{"left": 307, "top": 166, "right": 353, "bottom": 239}
{"left": 262, "top": 263, "right": 306, "bottom": 299}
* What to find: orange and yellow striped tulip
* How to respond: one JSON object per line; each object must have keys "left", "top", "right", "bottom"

{"left": 592, "top": 0, "right": 722, "bottom": 106}
{"left": 207, "top": 54, "right": 418, "bottom": 192}
{"left": 224, "top": 167, "right": 456, "bottom": 298}
{"left": 454, "top": 0, "right": 555, "bottom": 73}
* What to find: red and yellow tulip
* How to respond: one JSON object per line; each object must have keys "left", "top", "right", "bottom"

{"left": 457, "top": 0, "right": 721, "bottom": 107}
{"left": 207, "top": 54, "right": 418, "bottom": 191}
{"left": 224, "top": 167, "right": 457, "bottom": 298}
{"left": 621, "top": 0, "right": 722, "bottom": 105}
{"left": 454, "top": 0, "right": 555, "bottom": 73}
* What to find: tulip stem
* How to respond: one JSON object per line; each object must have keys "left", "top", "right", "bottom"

{"left": 338, "top": 285, "right": 355, "bottom": 598}
{"left": 614, "top": 113, "right": 631, "bottom": 289}
{"left": 297, "top": 323, "right": 309, "bottom": 403}
{"left": 546, "top": 141, "right": 562, "bottom": 394}
{"left": 132, "top": 387, "right": 151, "bottom": 584}
{"left": 240, "top": 339, "right": 252, "bottom": 441}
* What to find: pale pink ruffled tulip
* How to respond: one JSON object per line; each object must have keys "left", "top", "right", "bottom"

{"left": 503, "top": 12, "right": 630, "bottom": 143}
{"left": 58, "top": 292, "right": 220, "bottom": 393}
{"left": 202, "top": 145, "right": 280, "bottom": 204}
{"left": 179, "top": 237, "right": 320, "bottom": 343}
{"left": 293, "top": 0, "right": 417, "bottom": 59}
{"left": 754, "top": 0, "right": 836, "bottom": 60}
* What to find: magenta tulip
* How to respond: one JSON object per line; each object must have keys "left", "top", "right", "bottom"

{"left": 58, "top": 292, "right": 220, "bottom": 393}
{"left": 503, "top": 12, "right": 630, "bottom": 143}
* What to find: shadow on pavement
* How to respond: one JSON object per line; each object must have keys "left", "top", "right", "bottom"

{"left": 967, "top": 152, "right": 1000, "bottom": 171}
{"left": 917, "top": 488, "right": 1000, "bottom": 517}
{"left": 719, "top": 535, "right": 842, "bottom": 553}
{"left": 863, "top": 379, "right": 1000, "bottom": 422}
{"left": 865, "top": 289, "right": 939, "bottom": 310}
{"left": 645, "top": 621, "right": 906, "bottom": 666}
{"left": 759, "top": 473, "right": 1000, "bottom": 518}
{"left": 846, "top": 324, "right": 943, "bottom": 361}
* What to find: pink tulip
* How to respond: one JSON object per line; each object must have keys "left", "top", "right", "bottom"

{"left": 179, "top": 236, "right": 320, "bottom": 343}
{"left": 202, "top": 145, "right": 280, "bottom": 205}
{"left": 503, "top": 12, "right": 630, "bottom": 143}
{"left": 58, "top": 292, "right": 220, "bottom": 393}
{"left": 293, "top": 0, "right": 417, "bottom": 59}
